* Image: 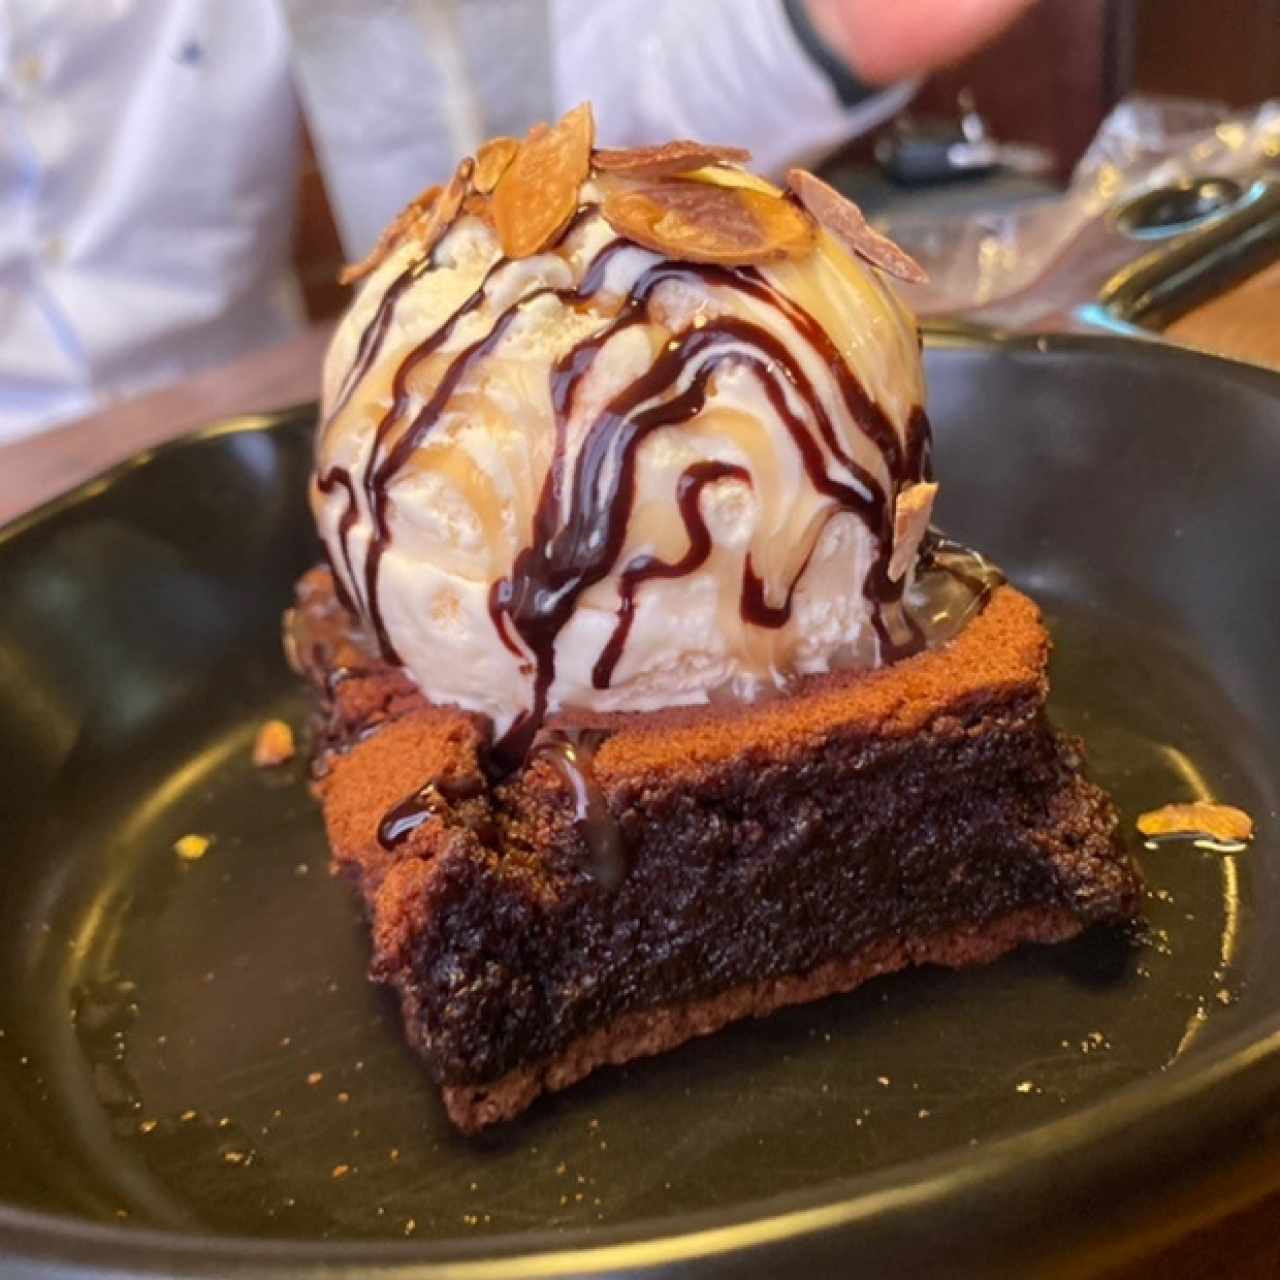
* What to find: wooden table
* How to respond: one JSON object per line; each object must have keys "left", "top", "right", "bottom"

{"left": 1164, "top": 257, "right": 1280, "bottom": 371}
{"left": 1, "top": 300, "right": 1279, "bottom": 1280}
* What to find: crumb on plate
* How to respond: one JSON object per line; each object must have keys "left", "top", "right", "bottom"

{"left": 253, "top": 719, "right": 295, "bottom": 767}
{"left": 174, "top": 833, "right": 212, "bottom": 861}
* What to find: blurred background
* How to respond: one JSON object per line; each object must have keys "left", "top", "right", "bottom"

{"left": 0, "top": 0, "right": 1276, "bottom": 496}
{"left": 291, "top": 0, "right": 1279, "bottom": 354}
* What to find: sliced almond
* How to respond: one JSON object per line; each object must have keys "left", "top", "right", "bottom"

{"left": 888, "top": 481, "right": 938, "bottom": 581}
{"left": 473, "top": 136, "right": 519, "bottom": 194}
{"left": 787, "top": 168, "right": 927, "bottom": 284}
{"left": 406, "top": 156, "right": 472, "bottom": 257}
{"left": 462, "top": 191, "right": 491, "bottom": 222}
{"left": 593, "top": 141, "right": 751, "bottom": 179}
{"left": 1137, "top": 802, "right": 1254, "bottom": 844}
{"left": 339, "top": 157, "right": 473, "bottom": 285}
{"left": 493, "top": 103, "right": 594, "bottom": 258}
{"left": 339, "top": 184, "right": 440, "bottom": 285}
{"left": 739, "top": 188, "right": 816, "bottom": 259}
{"left": 601, "top": 180, "right": 812, "bottom": 264}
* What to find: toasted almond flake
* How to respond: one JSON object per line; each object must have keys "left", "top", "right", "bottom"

{"left": 174, "top": 833, "right": 211, "bottom": 861}
{"left": 408, "top": 158, "right": 472, "bottom": 258}
{"left": 493, "top": 103, "right": 594, "bottom": 258}
{"left": 339, "top": 185, "right": 440, "bottom": 285}
{"left": 339, "top": 157, "right": 473, "bottom": 285}
{"left": 889, "top": 482, "right": 938, "bottom": 581}
{"left": 473, "top": 135, "right": 519, "bottom": 193}
{"left": 592, "top": 140, "right": 751, "bottom": 179}
{"left": 253, "top": 719, "right": 295, "bottom": 767}
{"left": 601, "top": 180, "right": 812, "bottom": 265}
{"left": 461, "top": 191, "right": 491, "bottom": 222}
{"left": 787, "top": 169, "right": 927, "bottom": 284}
{"left": 1137, "top": 802, "right": 1254, "bottom": 844}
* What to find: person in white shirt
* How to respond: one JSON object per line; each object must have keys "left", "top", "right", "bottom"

{"left": 0, "top": 0, "right": 1034, "bottom": 444}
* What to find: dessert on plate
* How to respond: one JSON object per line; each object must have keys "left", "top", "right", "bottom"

{"left": 288, "top": 104, "right": 1142, "bottom": 1132}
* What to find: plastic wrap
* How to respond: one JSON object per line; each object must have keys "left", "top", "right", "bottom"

{"left": 887, "top": 96, "right": 1280, "bottom": 316}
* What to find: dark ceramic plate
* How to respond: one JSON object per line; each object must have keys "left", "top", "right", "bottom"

{"left": 2, "top": 335, "right": 1279, "bottom": 1279}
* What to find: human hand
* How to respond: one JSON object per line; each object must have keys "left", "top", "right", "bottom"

{"left": 802, "top": 0, "right": 1040, "bottom": 86}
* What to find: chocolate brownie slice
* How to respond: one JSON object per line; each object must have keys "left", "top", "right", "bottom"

{"left": 288, "top": 568, "right": 1140, "bottom": 1132}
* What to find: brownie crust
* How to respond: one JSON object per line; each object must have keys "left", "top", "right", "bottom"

{"left": 442, "top": 904, "right": 1079, "bottom": 1131}
{"left": 289, "top": 569, "right": 1141, "bottom": 1130}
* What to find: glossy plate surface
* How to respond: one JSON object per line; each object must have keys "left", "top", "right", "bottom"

{"left": 1, "top": 336, "right": 1278, "bottom": 1277}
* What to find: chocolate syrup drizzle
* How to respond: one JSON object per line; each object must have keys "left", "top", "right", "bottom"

{"left": 591, "top": 459, "right": 748, "bottom": 690}
{"left": 488, "top": 262, "right": 930, "bottom": 770}
{"left": 330, "top": 257, "right": 428, "bottom": 421}
{"left": 317, "top": 206, "right": 939, "bottom": 778}
{"left": 529, "top": 730, "right": 626, "bottom": 888}
{"left": 908, "top": 531, "right": 1007, "bottom": 644}
{"left": 376, "top": 773, "right": 486, "bottom": 851}
{"left": 377, "top": 785, "right": 447, "bottom": 849}
{"left": 315, "top": 468, "right": 359, "bottom": 615}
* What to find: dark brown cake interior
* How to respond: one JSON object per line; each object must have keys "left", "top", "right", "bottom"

{"left": 288, "top": 568, "right": 1140, "bottom": 1131}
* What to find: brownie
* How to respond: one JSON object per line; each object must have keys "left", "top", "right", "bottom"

{"left": 288, "top": 567, "right": 1140, "bottom": 1132}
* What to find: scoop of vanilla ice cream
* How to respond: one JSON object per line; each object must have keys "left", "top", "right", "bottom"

{"left": 312, "top": 178, "right": 927, "bottom": 742}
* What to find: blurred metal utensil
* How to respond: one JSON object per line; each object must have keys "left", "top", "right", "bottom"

{"left": 876, "top": 90, "right": 1056, "bottom": 185}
